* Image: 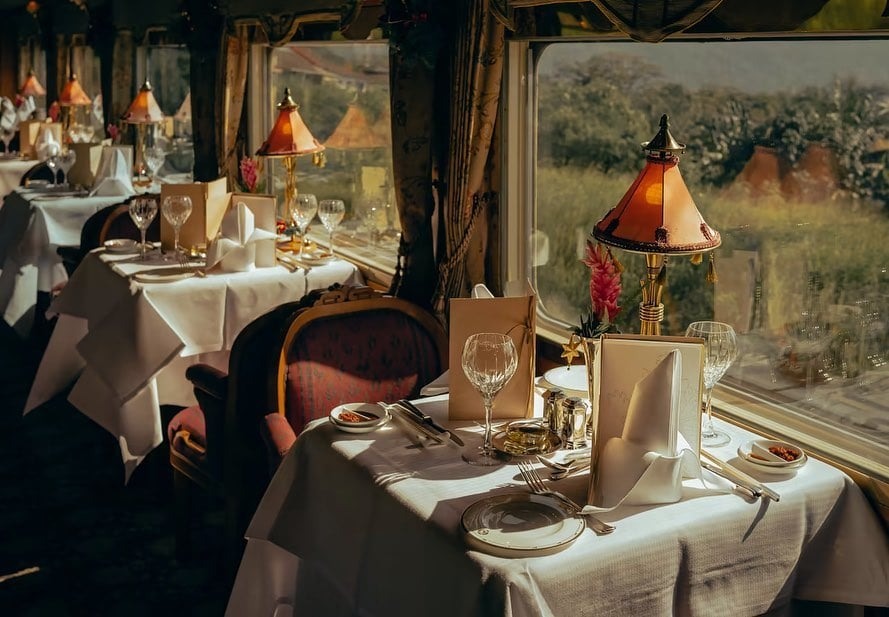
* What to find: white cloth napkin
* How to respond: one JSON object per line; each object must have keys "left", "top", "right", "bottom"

{"left": 91, "top": 147, "right": 135, "bottom": 197}
{"left": 1, "top": 97, "right": 18, "bottom": 131}
{"left": 35, "top": 126, "right": 61, "bottom": 161}
{"left": 206, "top": 201, "right": 277, "bottom": 272}
{"left": 17, "top": 96, "right": 36, "bottom": 123}
{"left": 92, "top": 93, "right": 104, "bottom": 128}
{"left": 596, "top": 349, "right": 694, "bottom": 507}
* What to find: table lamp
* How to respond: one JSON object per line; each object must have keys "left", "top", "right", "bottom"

{"left": 591, "top": 114, "right": 721, "bottom": 335}
{"left": 59, "top": 72, "right": 91, "bottom": 135}
{"left": 20, "top": 68, "right": 46, "bottom": 98}
{"left": 256, "top": 88, "right": 324, "bottom": 212}
{"left": 121, "top": 79, "right": 164, "bottom": 181}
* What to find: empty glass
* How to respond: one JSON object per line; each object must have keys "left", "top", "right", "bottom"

{"left": 1, "top": 128, "right": 14, "bottom": 155}
{"left": 461, "top": 332, "right": 519, "bottom": 466}
{"left": 128, "top": 198, "right": 158, "bottom": 260}
{"left": 318, "top": 199, "right": 345, "bottom": 257}
{"left": 290, "top": 193, "right": 318, "bottom": 258}
{"left": 161, "top": 194, "right": 193, "bottom": 256}
{"left": 144, "top": 147, "right": 166, "bottom": 182}
{"left": 45, "top": 155, "right": 60, "bottom": 186}
{"left": 57, "top": 150, "right": 76, "bottom": 188}
{"left": 685, "top": 321, "right": 739, "bottom": 447}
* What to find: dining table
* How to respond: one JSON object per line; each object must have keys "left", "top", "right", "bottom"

{"left": 24, "top": 247, "right": 364, "bottom": 481}
{"left": 0, "top": 157, "right": 37, "bottom": 199}
{"left": 0, "top": 186, "right": 125, "bottom": 335}
{"left": 226, "top": 394, "right": 889, "bottom": 617}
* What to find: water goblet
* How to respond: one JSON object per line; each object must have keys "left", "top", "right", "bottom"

{"left": 461, "top": 332, "right": 519, "bottom": 466}
{"left": 161, "top": 194, "right": 193, "bottom": 257}
{"left": 318, "top": 199, "right": 345, "bottom": 257}
{"left": 290, "top": 193, "right": 318, "bottom": 258}
{"left": 0, "top": 128, "right": 14, "bottom": 155}
{"left": 45, "top": 155, "right": 60, "bottom": 186}
{"left": 128, "top": 197, "right": 158, "bottom": 260}
{"left": 685, "top": 321, "right": 739, "bottom": 447}
{"left": 82, "top": 126, "right": 95, "bottom": 143}
{"left": 144, "top": 147, "right": 166, "bottom": 182}
{"left": 58, "top": 150, "right": 77, "bottom": 188}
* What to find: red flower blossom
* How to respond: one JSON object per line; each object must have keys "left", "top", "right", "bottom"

{"left": 240, "top": 156, "right": 259, "bottom": 193}
{"left": 582, "top": 241, "right": 622, "bottom": 326}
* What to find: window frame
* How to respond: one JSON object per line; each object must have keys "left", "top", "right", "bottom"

{"left": 504, "top": 32, "right": 889, "bottom": 484}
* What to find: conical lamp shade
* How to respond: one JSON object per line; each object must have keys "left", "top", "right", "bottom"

{"left": 592, "top": 115, "right": 720, "bottom": 254}
{"left": 20, "top": 70, "right": 46, "bottom": 97}
{"left": 121, "top": 80, "right": 164, "bottom": 124}
{"left": 59, "top": 74, "right": 91, "bottom": 107}
{"left": 256, "top": 88, "right": 324, "bottom": 157}
{"left": 324, "top": 102, "right": 389, "bottom": 150}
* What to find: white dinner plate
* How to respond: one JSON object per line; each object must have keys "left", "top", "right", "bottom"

{"left": 132, "top": 269, "right": 196, "bottom": 284}
{"left": 737, "top": 439, "right": 807, "bottom": 474}
{"left": 329, "top": 403, "right": 389, "bottom": 434}
{"left": 462, "top": 492, "right": 585, "bottom": 557}
{"left": 103, "top": 238, "right": 140, "bottom": 254}
{"left": 542, "top": 366, "right": 588, "bottom": 393}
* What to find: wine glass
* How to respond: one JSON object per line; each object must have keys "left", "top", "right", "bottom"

{"left": 461, "top": 332, "right": 519, "bottom": 466}
{"left": 318, "top": 199, "right": 345, "bottom": 257}
{"left": 685, "top": 321, "right": 739, "bottom": 447}
{"left": 1, "top": 128, "right": 14, "bottom": 155}
{"left": 290, "top": 193, "right": 318, "bottom": 258}
{"left": 161, "top": 194, "right": 193, "bottom": 256}
{"left": 128, "top": 197, "right": 158, "bottom": 260}
{"left": 144, "top": 147, "right": 166, "bottom": 182}
{"left": 45, "top": 155, "right": 60, "bottom": 187}
{"left": 58, "top": 149, "right": 77, "bottom": 188}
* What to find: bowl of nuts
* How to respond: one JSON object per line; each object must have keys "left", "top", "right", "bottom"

{"left": 738, "top": 438, "right": 807, "bottom": 473}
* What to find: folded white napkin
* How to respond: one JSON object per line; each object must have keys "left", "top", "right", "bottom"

{"left": 91, "top": 147, "right": 135, "bottom": 197}
{"left": 92, "top": 93, "right": 104, "bottom": 127}
{"left": 597, "top": 349, "right": 691, "bottom": 507}
{"left": 35, "top": 126, "right": 61, "bottom": 161}
{"left": 17, "top": 96, "right": 36, "bottom": 123}
{"left": 1, "top": 97, "right": 18, "bottom": 131}
{"left": 206, "top": 201, "right": 277, "bottom": 272}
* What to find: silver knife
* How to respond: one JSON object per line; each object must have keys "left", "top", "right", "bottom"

{"left": 396, "top": 399, "right": 465, "bottom": 447}
{"left": 701, "top": 450, "right": 780, "bottom": 502}
{"left": 379, "top": 403, "right": 446, "bottom": 445}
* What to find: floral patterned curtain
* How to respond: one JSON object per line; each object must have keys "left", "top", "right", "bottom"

{"left": 218, "top": 23, "right": 250, "bottom": 187}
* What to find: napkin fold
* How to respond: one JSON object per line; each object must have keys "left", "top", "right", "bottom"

{"left": 91, "top": 147, "right": 135, "bottom": 197}
{"left": 1, "top": 97, "right": 18, "bottom": 131}
{"left": 35, "top": 126, "right": 61, "bottom": 161}
{"left": 597, "top": 349, "right": 690, "bottom": 507}
{"left": 17, "top": 96, "right": 36, "bottom": 123}
{"left": 206, "top": 201, "right": 277, "bottom": 272}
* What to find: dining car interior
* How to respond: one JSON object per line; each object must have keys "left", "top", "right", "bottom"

{"left": 1, "top": 0, "right": 889, "bottom": 615}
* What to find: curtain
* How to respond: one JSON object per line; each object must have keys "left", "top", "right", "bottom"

{"left": 218, "top": 23, "right": 250, "bottom": 188}
{"left": 432, "top": 0, "right": 506, "bottom": 318}
{"left": 109, "top": 30, "right": 134, "bottom": 128}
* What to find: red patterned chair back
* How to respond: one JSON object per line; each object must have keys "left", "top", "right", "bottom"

{"left": 275, "top": 285, "right": 448, "bottom": 435}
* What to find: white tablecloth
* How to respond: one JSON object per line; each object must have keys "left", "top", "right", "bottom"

{"left": 24, "top": 250, "right": 363, "bottom": 480}
{"left": 0, "top": 187, "right": 124, "bottom": 334}
{"left": 227, "top": 397, "right": 889, "bottom": 617}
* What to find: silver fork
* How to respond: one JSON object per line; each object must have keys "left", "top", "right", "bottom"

{"left": 517, "top": 460, "right": 615, "bottom": 535}
{"left": 176, "top": 250, "right": 205, "bottom": 277}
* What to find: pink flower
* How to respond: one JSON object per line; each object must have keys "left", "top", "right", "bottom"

{"left": 240, "top": 156, "right": 259, "bottom": 193}
{"left": 106, "top": 123, "right": 120, "bottom": 142}
{"left": 583, "top": 242, "right": 622, "bottom": 324}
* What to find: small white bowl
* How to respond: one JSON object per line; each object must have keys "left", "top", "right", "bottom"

{"left": 738, "top": 439, "right": 807, "bottom": 470}
{"left": 329, "top": 403, "right": 388, "bottom": 434}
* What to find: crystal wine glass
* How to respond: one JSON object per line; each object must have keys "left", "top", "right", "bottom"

{"left": 58, "top": 149, "right": 77, "bottom": 188}
{"left": 161, "top": 194, "right": 193, "bottom": 257}
{"left": 290, "top": 193, "right": 318, "bottom": 259}
{"left": 128, "top": 197, "right": 158, "bottom": 260}
{"left": 318, "top": 199, "right": 345, "bottom": 257}
{"left": 144, "top": 147, "right": 166, "bottom": 183}
{"left": 461, "top": 332, "right": 519, "bottom": 466}
{"left": 0, "top": 128, "right": 14, "bottom": 155}
{"left": 45, "top": 155, "right": 60, "bottom": 187}
{"left": 685, "top": 321, "right": 739, "bottom": 447}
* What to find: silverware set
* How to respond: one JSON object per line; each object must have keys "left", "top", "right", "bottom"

{"left": 516, "top": 459, "right": 615, "bottom": 535}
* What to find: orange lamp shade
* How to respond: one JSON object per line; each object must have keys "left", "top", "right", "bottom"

{"left": 256, "top": 88, "right": 324, "bottom": 157}
{"left": 20, "top": 70, "right": 46, "bottom": 97}
{"left": 59, "top": 74, "right": 91, "bottom": 107}
{"left": 121, "top": 80, "right": 164, "bottom": 124}
{"left": 324, "top": 102, "right": 389, "bottom": 150}
{"left": 592, "top": 115, "right": 720, "bottom": 254}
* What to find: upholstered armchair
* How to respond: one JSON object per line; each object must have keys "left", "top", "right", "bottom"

{"left": 261, "top": 285, "right": 448, "bottom": 470}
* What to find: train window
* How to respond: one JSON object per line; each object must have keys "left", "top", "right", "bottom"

{"left": 254, "top": 42, "right": 397, "bottom": 280}
{"left": 144, "top": 46, "right": 192, "bottom": 181}
{"left": 525, "top": 38, "right": 889, "bottom": 477}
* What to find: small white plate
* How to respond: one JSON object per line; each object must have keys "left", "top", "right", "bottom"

{"left": 329, "top": 403, "right": 389, "bottom": 434}
{"left": 543, "top": 366, "right": 588, "bottom": 393}
{"left": 492, "top": 430, "right": 562, "bottom": 456}
{"left": 737, "top": 439, "right": 807, "bottom": 473}
{"left": 462, "top": 492, "right": 585, "bottom": 557}
{"left": 298, "top": 253, "right": 336, "bottom": 266}
{"left": 132, "top": 270, "right": 196, "bottom": 284}
{"left": 104, "top": 239, "right": 139, "bottom": 254}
